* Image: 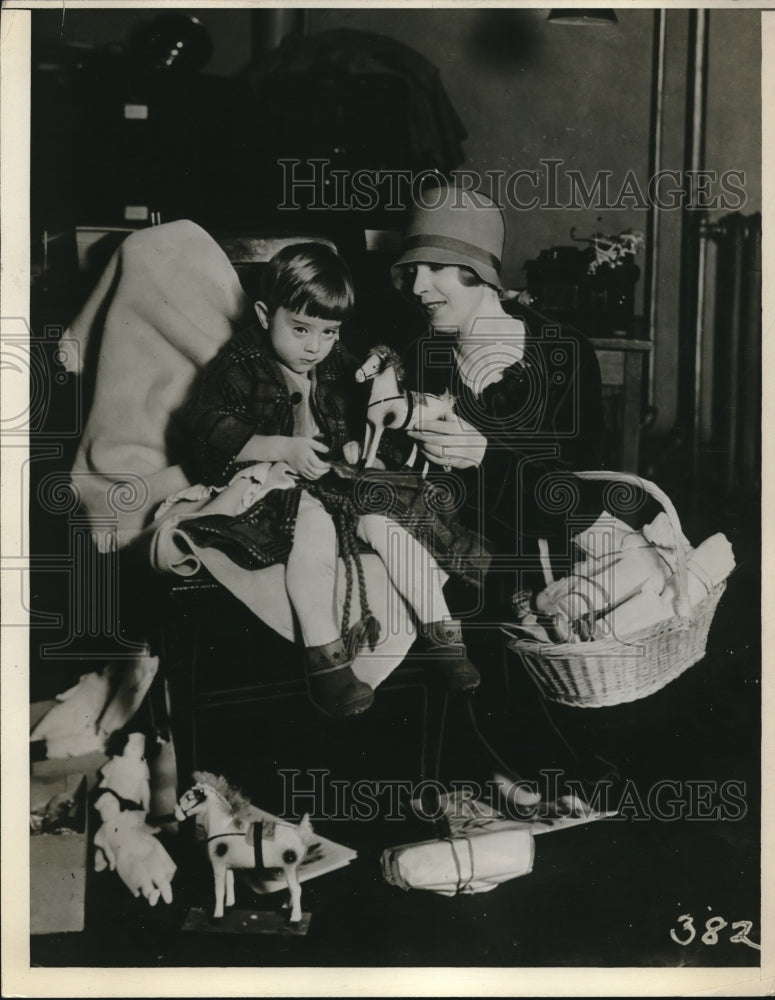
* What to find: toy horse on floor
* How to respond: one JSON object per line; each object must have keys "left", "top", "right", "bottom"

{"left": 174, "top": 772, "right": 315, "bottom": 923}
{"left": 355, "top": 344, "right": 456, "bottom": 473}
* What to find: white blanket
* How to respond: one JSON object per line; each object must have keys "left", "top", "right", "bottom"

{"left": 61, "top": 219, "right": 251, "bottom": 549}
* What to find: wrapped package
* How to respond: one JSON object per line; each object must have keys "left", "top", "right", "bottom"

{"left": 533, "top": 502, "right": 734, "bottom": 644}
{"left": 595, "top": 589, "right": 674, "bottom": 641}
{"left": 642, "top": 511, "right": 691, "bottom": 553}
{"left": 597, "top": 533, "right": 735, "bottom": 640}
{"left": 661, "top": 533, "right": 736, "bottom": 608}
{"left": 571, "top": 511, "right": 637, "bottom": 559}
{"left": 381, "top": 827, "right": 534, "bottom": 896}
{"left": 536, "top": 509, "right": 681, "bottom": 641}
{"left": 536, "top": 544, "right": 669, "bottom": 642}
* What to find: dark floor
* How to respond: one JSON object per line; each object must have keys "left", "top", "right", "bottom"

{"left": 29, "top": 489, "right": 761, "bottom": 969}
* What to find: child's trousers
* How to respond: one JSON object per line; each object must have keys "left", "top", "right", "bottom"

{"left": 285, "top": 493, "right": 449, "bottom": 648}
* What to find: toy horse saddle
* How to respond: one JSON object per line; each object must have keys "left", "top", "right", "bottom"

{"left": 245, "top": 819, "right": 276, "bottom": 873}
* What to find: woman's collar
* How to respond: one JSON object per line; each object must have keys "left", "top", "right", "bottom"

{"left": 455, "top": 315, "right": 526, "bottom": 394}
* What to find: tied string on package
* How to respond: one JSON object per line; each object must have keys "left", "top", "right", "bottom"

{"left": 381, "top": 827, "right": 535, "bottom": 896}
{"left": 381, "top": 791, "right": 535, "bottom": 897}
{"left": 379, "top": 786, "right": 615, "bottom": 897}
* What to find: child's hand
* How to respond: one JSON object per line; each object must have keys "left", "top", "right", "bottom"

{"left": 284, "top": 437, "right": 331, "bottom": 479}
{"left": 342, "top": 440, "right": 361, "bottom": 465}
{"left": 342, "top": 440, "right": 387, "bottom": 469}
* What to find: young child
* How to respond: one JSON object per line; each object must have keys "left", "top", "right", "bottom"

{"left": 182, "top": 243, "right": 481, "bottom": 719}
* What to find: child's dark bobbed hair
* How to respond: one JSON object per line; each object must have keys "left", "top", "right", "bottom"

{"left": 261, "top": 242, "right": 355, "bottom": 321}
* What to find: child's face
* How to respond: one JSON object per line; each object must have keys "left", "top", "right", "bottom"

{"left": 256, "top": 304, "right": 340, "bottom": 374}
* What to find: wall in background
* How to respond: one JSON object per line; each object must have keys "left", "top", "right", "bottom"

{"left": 30, "top": 7, "right": 761, "bottom": 436}
{"left": 649, "top": 10, "right": 761, "bottom": 436}
{"left": 307, "top": 7, "right": 761, "bottom": 436}
{"left": 706, "top": 10, "right": 761, "bottom": 221}
{"left": 308, "top": 7, "right": 653, "bottom": 295}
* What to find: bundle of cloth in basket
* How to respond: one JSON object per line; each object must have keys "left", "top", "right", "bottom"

{"left": 511, "top": 511, "right": 735, "bottom": 645}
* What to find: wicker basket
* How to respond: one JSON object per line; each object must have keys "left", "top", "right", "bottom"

{"left": 503, "top": 471, "right": 728, "bottom": 709}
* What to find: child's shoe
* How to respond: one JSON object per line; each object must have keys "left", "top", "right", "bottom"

{"left": 422, "top": 620, "right": 481, "bottom": 692}
{"left": 305, "top": 638, "right": 375, "bottom": 719}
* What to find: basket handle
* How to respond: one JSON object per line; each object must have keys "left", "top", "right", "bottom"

{"left": 553, "top": 470, "right": 693, "bottom": 622}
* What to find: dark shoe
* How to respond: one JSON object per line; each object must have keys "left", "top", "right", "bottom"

{"left": 422, "top": 620, "right": 481, "bottom": 692}
{"left": 306, "top": 639, "right": 375, "bottom": 719}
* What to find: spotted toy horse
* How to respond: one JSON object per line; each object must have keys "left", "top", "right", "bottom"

{"left": 174, "top": 772, "right": 315, "bottom": 922}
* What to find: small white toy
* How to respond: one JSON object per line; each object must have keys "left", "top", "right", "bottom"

{"left": 98, "top": 732, "right": 151, "bottom": 811}
{"left": 174, "top": 772, "right": 315, "bottom": 922}
{"left": 93, "top": 792, "right": 176, "bottom": 905}
{"left": 355, "top": 344, "right": 456, "bottom": 473}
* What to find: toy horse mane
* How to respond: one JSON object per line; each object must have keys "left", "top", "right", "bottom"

{"left": 368, "top": 344, "right": 406, "bottom": 385}
{"left": 192, "top": 770, "right": 254, "bottom": 821}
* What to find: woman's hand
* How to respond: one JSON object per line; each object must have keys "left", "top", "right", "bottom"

{"left": 283, "top": 437, "right": 331, "bottom": 479}
{"left": 407, "top": 415, "right": 487, "bottom": 470}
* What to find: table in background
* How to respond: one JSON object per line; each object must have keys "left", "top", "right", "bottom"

{"left": 590, "top": 337, "right": 652, "bottom": 474}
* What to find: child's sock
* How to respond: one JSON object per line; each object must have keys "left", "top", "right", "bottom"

{"left": 356, "top": 514, "right": 448, "bottom": 624}
{"left": 287, "top": 494, "right": 341, "bottom": 647}
{"left": 357, "top": 515, "right": 480, "bottom": 692}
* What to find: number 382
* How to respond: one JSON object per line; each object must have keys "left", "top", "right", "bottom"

{"left": 670, "top": 913, "right": 760, "bottom": 951}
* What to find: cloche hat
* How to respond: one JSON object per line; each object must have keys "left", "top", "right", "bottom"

{"left": 392, "top": 185, "right": 505, "bottom": 290}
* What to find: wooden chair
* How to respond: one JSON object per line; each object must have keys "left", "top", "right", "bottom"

{"left": 159, "top": 576, "right": 452, "bottom": 809}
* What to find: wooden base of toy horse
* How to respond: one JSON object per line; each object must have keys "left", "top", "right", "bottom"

{"left": 182, "top": 906, "right": 311, "bottom": 936}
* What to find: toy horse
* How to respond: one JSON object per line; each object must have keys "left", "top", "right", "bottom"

{"left": 174, "top": 772, "right": 315, "bottom": 923}
{"left": 355, "top": 344, "right": 456, "bottom": 472}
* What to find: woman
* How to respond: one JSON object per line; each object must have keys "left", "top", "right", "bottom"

{"left": 386, "top": 184, "right": 605, "bottom": 620}
{"left": 384, "top": 184, "right": 612, "bottom": 785}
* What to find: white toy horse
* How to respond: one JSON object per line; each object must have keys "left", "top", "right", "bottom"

{"left": 355, "top": 344, "right": 456, "bottom": 472}
{"left": 174, "top": 772, "right": 315, "bottom": 923}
